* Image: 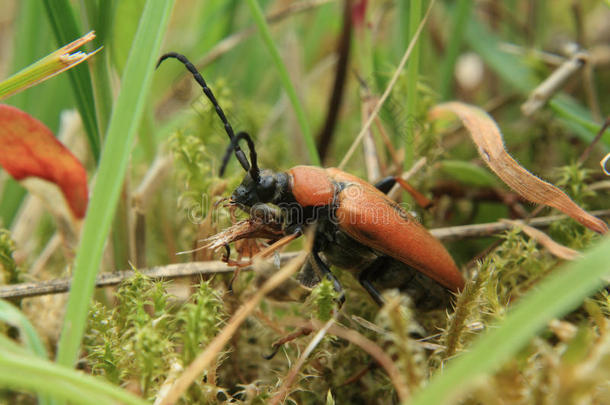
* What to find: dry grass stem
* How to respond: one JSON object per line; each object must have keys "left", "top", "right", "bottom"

{"left": 500, "top": 219, "right": 581, "bottom": 260}
{"left": 338, "top": 0, "right": 436, "bottom": 169}
{"left": 521, "top": 51, "right": 588, "bottom": 116}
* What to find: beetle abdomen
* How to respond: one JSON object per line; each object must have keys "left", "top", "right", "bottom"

{"left": 327, "top": 168, "right": 465, "bottom": 292}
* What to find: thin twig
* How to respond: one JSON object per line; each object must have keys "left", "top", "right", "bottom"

{"left": 2, "top": 210, "right": 608, "bottom": 300}
{"left": 338, "top": 0, "right": 436, "bottom": 169}
{"left": 0, "top": 253, "right": 300, "bottom": 299}
{"left": 521, "top": 51, "right": 588, "bottom": 116}
{"left": 430, "top": 209, "right": 610, "bottom": 241}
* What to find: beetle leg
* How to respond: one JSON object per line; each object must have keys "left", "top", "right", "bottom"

{"left": 374, "top": 176, "right": 432, "bottom": 208}
{"left": 311, "top": 250, "right": 345, "bottom": 306}
{"left": 374, "top": 176, "right": 397, "bottom": 194}
{"left": 358, "top": 260, "right": 386, "bottom": 307}
{"left": 296, "top": 255, "right": 321, "bottom": 288}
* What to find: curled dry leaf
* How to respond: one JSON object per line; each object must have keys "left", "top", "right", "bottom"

{"left": 203, "top": 217, "right": 284, "bottom": 251}
{"left": 501, "top": 219, "right": 581, "bottom": 261}
{"left": 0, "top": 104, "right": 88, "bottom": 223}
{"left": 429, "top": 102, "right": 608, "bottom": 234}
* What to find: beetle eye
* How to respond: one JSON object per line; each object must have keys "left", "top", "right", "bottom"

{"left": 257, "top": 175, "right": 276, "bottom": 202}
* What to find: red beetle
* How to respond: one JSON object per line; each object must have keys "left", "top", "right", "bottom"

{"left": 158, "top": 53, "right": 465, "bottom": 307}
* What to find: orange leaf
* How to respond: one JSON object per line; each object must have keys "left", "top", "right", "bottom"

{"left": 429, "top": 102, "right": 608, "bottom": 234}
{"left": 0, "top": 104, "right": 88, "bottom": 219}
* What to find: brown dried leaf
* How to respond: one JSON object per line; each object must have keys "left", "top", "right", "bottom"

{"left": 429, "top": 102, "right": 608, "bottom": 234}
{"left": 501, "top": 219, "right": 581, "bottom": 260}
{"left": 203, "top": 218, "right": 284, "bottom": 251}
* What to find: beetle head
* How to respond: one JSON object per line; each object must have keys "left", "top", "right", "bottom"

{"left": 221, "top": 133, "right": 286, "bottom": 208}
{"left": 231, "top": 169, "right": 279, "bottom": 207}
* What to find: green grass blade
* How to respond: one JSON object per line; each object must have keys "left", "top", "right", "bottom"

{"left": 42, "top": 0, "right": 101, "bottom": 162}
{"left": 245, "top": 0, "right": 321, "bottom": 166}
{"left": 0, "top": 300, "right": 52, "bottom": 405}
{"left": 55, "top": 0, "right": 175, "bottom": 368}
{"left": 550, "top": 96, "right": 610, "bottom": 148}
{"left": 82, "top": 0, "right": 117, "bottom": 136}
{"left": 0, "top": 342, "right": 147, "bottom": 405}
{"left": 404, "top": 0, "right": 422, "bottom": 170}
{"left": 0, "top": 180, "right": 26, "bottom": 228}
{"left": 409, "top": 235, "right": 610, "bottom": 405}
{"left": 439, "top": 0, "right": 473, "bottom": 100}
{"left": 464, "top": 17, "right": 537, "bottom": 94}
{"left": 0, "top": 32, "right": 98, "bottom": 101}
{"left": 0, "top": 300, "right": 47, "bottom": 359}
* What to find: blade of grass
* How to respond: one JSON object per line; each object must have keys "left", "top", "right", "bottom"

{"left": 464, "top": 17, "right": 537, "bottom": 94}
{"left": 0, "top": 32, "right": 99, "bottom": 101}
{"left": 0, "top": 300, "right": 51, "bottom": 405}
{"left": 42, "top": 0, "right": 101, "bottom": 162}
{"left": 408, "top": 235, "right": 610, "bottom": 405}
{"left": 0, "top": 300, "right": 47, "bottom": 359}
{"left": 7, "top": 1, "right": 72, "bottom": 130}
{"left": 245, "top": 0, "right": 321, "bottom": 166}
{"left": 0, "top": 180, "right": 26, "bottom": 228}
{"left": 0, "top": 339, "right": 147, "bottom": 405}
{"left": 82, "top": 1, "right": 118, "bottom": 135}
{"left": 550, "top": 95, "right": 610, "bottom": 148}
{"left": 55, "top": 0, "right": 175, "bottom": 368}
{"left": 439, "top": 0, "right": 473, "bottom": 100}
{"left": 404, "top": 0, "right": 422, "bottom": 170}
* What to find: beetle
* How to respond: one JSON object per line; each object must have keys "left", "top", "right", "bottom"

{"left": 157, "top": 52, "right": 465, "bottom": 307}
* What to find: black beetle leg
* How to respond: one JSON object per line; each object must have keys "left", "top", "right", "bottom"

{"left": 358, "top": 258, "right": 387, "bottom": 307}
{"left": 224, "top": 245, "right": 239, "bottom": 294}
{"left": 312, "top": 250, "right": 345, "bottom": 306}
{"left": 374, "top": 176, "right": 397, "bottom": 194}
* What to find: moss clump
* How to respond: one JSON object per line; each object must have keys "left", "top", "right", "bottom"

{"left": 0, "top": 229, "right": 21, "bottom": 285}
{"left": 85, "top": 273, "right": 225, "bottom": 401}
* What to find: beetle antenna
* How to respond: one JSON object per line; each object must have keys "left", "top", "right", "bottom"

{"left": 156, "top": 52, "right": 251, "bottom": 172}
{"left": 220, "top": 132, "right": 259, "bottom": 182}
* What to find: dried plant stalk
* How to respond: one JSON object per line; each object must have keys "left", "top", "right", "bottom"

{"left": 501, "top": 220, "right": 580, "bottom": 260}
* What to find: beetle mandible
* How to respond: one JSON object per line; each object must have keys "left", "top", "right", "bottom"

{"left": 157, "top": 53, "right": 465, "bottom": 307}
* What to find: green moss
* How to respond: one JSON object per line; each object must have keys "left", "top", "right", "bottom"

{"left": 0, "top": 229, "right": 21, "bottom": 285}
